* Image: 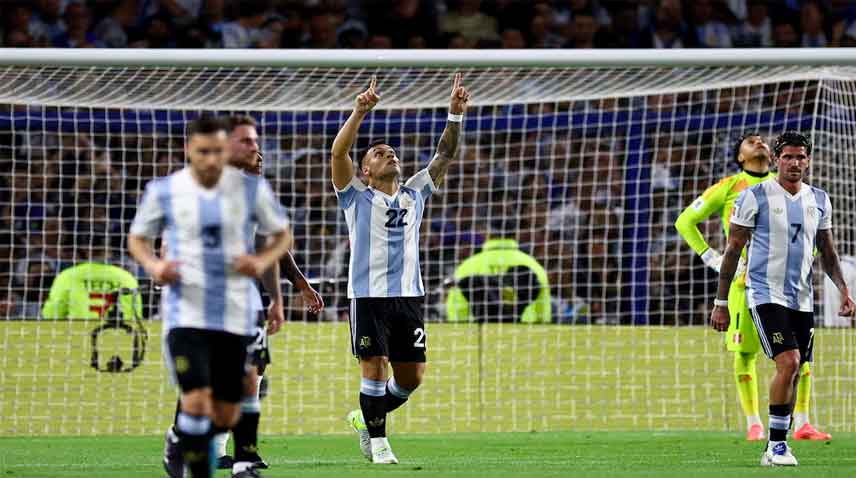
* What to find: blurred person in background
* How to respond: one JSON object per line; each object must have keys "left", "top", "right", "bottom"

{"left": 446, "top": 220, "right": 551, "bottom": 324}
{"left": 41, "top": 236, "right": 141, "bottom": 321}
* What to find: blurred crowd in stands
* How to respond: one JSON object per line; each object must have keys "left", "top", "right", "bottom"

{"left": 3, "top": 0, "right": 856, "bottom": 50}
{"left": 0, "top": 87, "right": 815, "bottom": 325}
{"left": 0, "top": 0, "right": 840, "bottom": 325}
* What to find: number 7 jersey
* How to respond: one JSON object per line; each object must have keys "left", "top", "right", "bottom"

{"left": 731, "top": 180, "right": 832, "bottom": 312}
{"left": 335, "top": 169, "right": 436, "bottom": 298}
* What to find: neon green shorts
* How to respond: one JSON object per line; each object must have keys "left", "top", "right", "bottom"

{"left": 725, "top": 282, "right": 761, "bottom": 354}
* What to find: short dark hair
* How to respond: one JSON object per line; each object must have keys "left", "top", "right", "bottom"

{"left": 186, "top": 116, "right": 227, "bottom": 137}
{"left": 225, "top": 115, "right": 257, "bottom": 132}
{"left": 733, "top": 132, "right": 762, "bottom": 169}
{"left": 773, "top": 131, "right": 812, "bottom": 157}
{"left": 360, "top": 138, "right": 389, "bottom": 168}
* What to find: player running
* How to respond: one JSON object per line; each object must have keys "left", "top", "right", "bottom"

{"left": 711, "top": 131, "right": 855, "bottom": 466}
{"left": 129, "top": 116, "right": 293, "bottom": 478}
{"left": 162, "top": 116, "right": 324, "bottom": 478}
{"left": 676, "top": 133, "right": 831, "bottom": 441}
{"left": 331, "top": 74, "right": 469, "bottom": 464}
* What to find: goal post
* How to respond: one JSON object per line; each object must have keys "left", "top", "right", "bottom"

{"left": 1, "top": 49, "right": 856, "bottom": 436}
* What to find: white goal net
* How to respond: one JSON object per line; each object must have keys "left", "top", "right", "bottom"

{"left": 1, "top": 51, "right": 855, "bottom": 436}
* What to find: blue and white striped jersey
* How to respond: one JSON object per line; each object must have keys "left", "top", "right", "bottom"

{"left": 731, "top": 180, "right": 832, "bottom": 312}
{"left": 130, "top": 166, "right": 289, "bottom": 336}
{"left": 335, "top": 169, "right": 436, "bottom": 298}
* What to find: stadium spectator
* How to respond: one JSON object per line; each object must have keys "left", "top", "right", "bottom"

{"left": 41, "top": 236, "right": 141, "bottom": 320}
{"left": 801, "top": 1, "right": 827, "bottom": 47}
{"left": 52, "top": 1, "right": 102, "bottom": 48}
{"left": 305, "top": 12, "right": 340, "bottom": 48}
{"left": 446, "top": 233, "right": 552, "bottom": 323}
{"left": 34, "top": 0, "right": 67, "bottom": 42}
{"left": 215, "top": 0, "right": 269, "bottom": 48}
{"left": 565, "top": 10, "right": 601, "bottom": 49}
{"left": 93, "top": 1, "right": 136, "bottom": 48}
{"left": 528, "top": 14, "right": 564, "bottom": 48}
{"left": 500, "top": 28, "right": 526, "bottom": 49}
{"left": 773, "top": 21, "right": 800, "bottom": 47}
{"left": 649, "top": 0, "right": 688, "bottom": 49}
{"left": 732, "top": 0, "right": 773, "bottom": 47}
{"left": 689, "top": 0, "right": 732, "bottom": 48}
{"left": 7, "top": 2, "right": 52, "bottom": 46}
{"left": 439, "top": 0, "right": 500, "bottom": 46}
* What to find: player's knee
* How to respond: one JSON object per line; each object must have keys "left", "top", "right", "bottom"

{"left": 360, "top": 356, "right": 389, "bottom": 381}
{"left": 775, "top": 351, "right": 801, "bottom": 378}
{"left": 180, "top": 389, "right": 212, "bottom": 416}
{"left": 212, "top": 404, "right": 241, "bottom": 429}
{"left": 243, "top": 368, "right": 259, "bottom": 396}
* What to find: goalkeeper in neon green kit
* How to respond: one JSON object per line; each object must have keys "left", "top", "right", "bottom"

{"left": 675, "top": 133, "right": 830, "bottom": 442}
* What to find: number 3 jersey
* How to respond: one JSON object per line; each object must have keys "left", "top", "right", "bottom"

{"left": 335, "top": 169, "right": 436, "bottom": 298}
{"left": 130, "top": 166, "right": 289, "bottom": 336}
{"left": 731, "top": 180, "right": 832, "bottom": 312}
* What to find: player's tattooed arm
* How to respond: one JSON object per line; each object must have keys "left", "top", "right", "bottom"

{"left": 331, "top": 76, "right": 379, "bottom": 189}
{"left": 427, "top": 121, "right": 460, "bottom": 188}
{"left": 256, "top": 235, "right": 283, "bottom": 303}
{"left": 817, "top": 228, "right": 856, "bottom": 316}
{"left": 716, "top": 224, "right": 752, "bottom": 300}
{"left": 817, "top": 228, "right": 848, "bottom": 294}
{"left": 429, "top": 73, "right": 470, "bottom": 188}
{"left": 281, "top": 252, "right": 324, "bottom": 314}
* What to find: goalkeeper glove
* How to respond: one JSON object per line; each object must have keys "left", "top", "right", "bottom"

{"left": 701, "top": 248, "right": 723, "bottom": 273}
{"left": 701, "top": 248, "right": 747, "bottom": 277}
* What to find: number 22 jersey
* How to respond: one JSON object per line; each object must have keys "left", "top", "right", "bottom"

{"left": 334, "top": 169, "right": 436, "bottom": 299}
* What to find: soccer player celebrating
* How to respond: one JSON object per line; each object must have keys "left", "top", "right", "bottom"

{"left": 331, "top": 74, "right": 469, "bottom": 464}
{"left": 710, "top": 131, "right": 856, "bottom": 466}
{"left": 129, "top": 116, "right": 293, "bottom": 478}
{"left": 162, "top": 115, "right": 324, "bottom": 478}
{"left": 676, "top": 134, "right": 831, "bottom": 441}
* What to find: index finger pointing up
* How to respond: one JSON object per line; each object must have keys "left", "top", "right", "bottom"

{"left": 370, "top": 75, "right": 377, "bottom": 93}
{"left": 452, "top": 72, "right": 461, "bottom": 91}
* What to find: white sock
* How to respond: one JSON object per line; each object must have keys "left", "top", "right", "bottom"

{"left": 256, "top": 375, "right": 263, "bottom": 400}
{"left": 793, "top": 412, "right": 809, "bottom": 431}
{"left": 370, "top": 437, "right": 390, "bottom": 452}
{"left": 768, "top": 440, "right": 786, "bottom": 450}
{"left": 746, "top": 415, "right": 762, "bottom": 428}
{"left": 213, "top": 432, "right": 229, "bottom": 458}
{"left": 232, "top": 461, "right": 253, "bottom": 474}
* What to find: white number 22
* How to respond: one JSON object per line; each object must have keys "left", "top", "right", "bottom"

{"left": 413, "top": 328, "right": 426, "bottom": 348}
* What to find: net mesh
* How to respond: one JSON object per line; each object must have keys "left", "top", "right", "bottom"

{"left": 1, "top": 63, "right": 855, "bottom": 436}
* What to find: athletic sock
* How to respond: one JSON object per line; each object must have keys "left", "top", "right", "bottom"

{"left": 733, "top": 352, "right": 761, "bottom": 427}
{"left": 385, "top": 376, "right": 412, "bottom": 414}
{"left": 793, "top": 362, "right": 811, "bottom": 430}
{"left": 360, "top": 378, "right": 387, "bottom": 438}
{"left": 233, "top": 396, "right": 261, "bottom": 466}
{"left": 173, "top": 398, "right": 181, "bottom": 427}
{"left": 212, "top": 429, "right": 229, "bottom": 458}
{"left": 769, "top": 404, "right": 792, "bottom": 443}
{"left": 175, "top": 412, "right": 213, "bottom": 478}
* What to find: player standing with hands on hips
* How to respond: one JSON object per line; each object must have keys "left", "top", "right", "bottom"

{"left": 710, "top": 131, "right": 856, "bottom": 467}
{"left": 331, "top": 74, "right": 469, "bottom": 464}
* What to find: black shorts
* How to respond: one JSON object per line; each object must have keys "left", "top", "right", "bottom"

{"left": 247, "top": 312, "right": 271, "bottom": 375}
{"left": 165, "top": 327, "right": 250, "bottom": 403}
{"left": 750, "top": 303, "right": 814, "bottom": 362}
{"left": 349, "top": 297, "right": 426, "bottom": 362}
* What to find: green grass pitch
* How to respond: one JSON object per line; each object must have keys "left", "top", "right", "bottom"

{"left": 2, "top": 432, "right": 856, "bottom": 477}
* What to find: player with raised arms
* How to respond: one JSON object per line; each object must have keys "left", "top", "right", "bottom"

{"left": 331, "top": 74, "right": 469, "bottom": 464}
{"left": 710, "top": 131, "right": 856, "bottom": 466}
{"left": 162, "top": 115, "right": 324, "bottom": 478}
{"left": 676, "top": 134, "right": 831, "bottom": 441}
{"left": 128, "top": 116, "right": 293, "bottom": 478}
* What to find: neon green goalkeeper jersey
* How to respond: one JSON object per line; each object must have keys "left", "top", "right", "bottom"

{"left": 675, "top": 170, "right": 774, "bottom": 285}
{"left": 41, "top": 262, "right": 142, "bottom": 320}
